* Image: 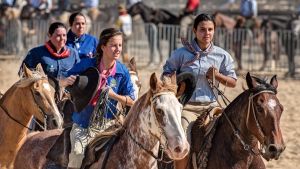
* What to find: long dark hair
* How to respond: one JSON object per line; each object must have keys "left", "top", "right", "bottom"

{"left": 95, "top": 28, "right": 123, "bottom": 65}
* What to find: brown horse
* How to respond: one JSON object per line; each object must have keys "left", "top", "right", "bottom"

{"left": 186, "top": 72, "right": 285, "bottom": 169}
{"left": 14, "top": 72, "right": 190, "bottom": 169}
{"left": 158, "top": 72, "right": 285, "bottom": 169}
{"left": 0, "top": 64, "right": 63, "bottom": 169}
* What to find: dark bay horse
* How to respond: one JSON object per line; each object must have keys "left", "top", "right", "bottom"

{"left": 0, "top": 64, "right": 63, "bottom": 168}
{"left": 128, "top": 1, "right": 179, "bottom": 25}
{"left": 14, "top": 72, "right": 190, "bottom": 169}
{"left": 159, "top": 72, "right": 285, "bottom": 169}
{"left": 191, "top": 73, "right": 285, "bottom": 169}
{"left": 128, "top": 2, "right": 186, "bottom": 62}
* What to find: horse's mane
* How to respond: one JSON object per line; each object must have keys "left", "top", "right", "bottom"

{"left": 223, "top": 76, "right": 277, "bottom": 118}
{"left": 0, "top": 69, "right": 47, "bottom": 104}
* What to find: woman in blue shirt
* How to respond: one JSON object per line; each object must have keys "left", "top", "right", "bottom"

{"left": 66, "top": 12, "right": 98, "bottom": 59}
{"left": 163, "top": 13, "right": 237, "bottom": 169}
{"left": 21, "top": 22, "right": 80, "bottom": 86}
{"left": 67, "top": 28, "right": 135, "bottom": 169}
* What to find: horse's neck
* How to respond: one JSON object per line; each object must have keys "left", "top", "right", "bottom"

{"left": 0, "top": 86, "right": 33, "bottom": 159}
{"left": 121, "top": 98, "right": 160, "bottom": 167}
{"left": 214, "top": 93, "right": 257, "bottom": 156}
{"left": 0, "top": 86, "right": 33, "bottom": 137}
{"left": 128, "top": 104, "right": 159, "bottom": 149}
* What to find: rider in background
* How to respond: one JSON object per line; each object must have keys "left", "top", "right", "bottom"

{"left": 180, "top": 0, "right": 200, "bottom": 38}
{"left": 66, "top": 12, "right": 98, "bottom": 59}
{"left": 240, "top": 0, "right": 258, "bottom": 29}
{"left": 115, "top": 4, "right": 132, "bottom": 61}
{"left": 163, "top": 13, "right": 237, "bottom": 169}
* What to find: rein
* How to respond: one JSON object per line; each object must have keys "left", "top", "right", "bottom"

{"left": 0, "top": 104, "right": 34, "bottom": 130}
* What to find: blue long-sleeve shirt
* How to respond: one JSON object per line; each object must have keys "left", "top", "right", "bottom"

{"left": 240, "top": 0, "right": 257, "bottom": 18}
{"left": 21, "top": 45, "right": 80, "bottom": 78}
{"left": 163, "top": 39, "right": 237, "bottom": 103}
{"left": 66, "top": 31, "right": 98, "bottom": 59}
{"left": 67, "top": 58, "right": 135, "bottom": 128}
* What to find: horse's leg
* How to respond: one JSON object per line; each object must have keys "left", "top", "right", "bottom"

{"left": 249, "top": 156, "right": 266, "bottom": 169}
{"left": 285, "top": 32, "right": 296, "bottom": 77}
{"left": 259, "top": 29, "right": 269, "bottom": 71}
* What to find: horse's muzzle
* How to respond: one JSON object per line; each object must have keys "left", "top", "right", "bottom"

{"left": 263, "top": 143, "right": 286, "bottom": 161}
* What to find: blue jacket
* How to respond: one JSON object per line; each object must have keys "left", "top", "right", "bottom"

{"left": 67, "top": 58, "right": 135, "bottom": 128}
{"left": 22, "top": 45, "right": 80, "bottom": 78}
{"left": 66, "top": 31, "right": 98, "bottom": 59}
{"left": 240, "top": 0, "right": 257, "bottom": 18}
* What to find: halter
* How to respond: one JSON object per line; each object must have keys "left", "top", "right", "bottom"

{"left": 0, "top": 78, "right": 51, "bottom": 131}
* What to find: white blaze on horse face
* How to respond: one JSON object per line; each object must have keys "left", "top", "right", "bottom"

{"left": 130, "top": 74, "right": 139, "bottom": 99}
{"left": 155, "top": 94, "right": 189, "bottom": 160}
{"left": 267, "top": 99, "right": 277, "bottom": 111}
{"left": 42, "top": 82, "right": 51, "bottom": 92}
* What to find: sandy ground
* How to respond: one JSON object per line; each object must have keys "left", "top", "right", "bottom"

{"left": 0, "top": 59, "right": 299, "bottom": 168}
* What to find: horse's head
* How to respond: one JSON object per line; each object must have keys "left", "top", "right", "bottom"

{"left": 18, "top": 64, "right": 63, "bottom": 129}
{"left": 246, "top": 72, "right": 285, "bottom": 160}
{"left": 127, "top": 57, "right": 141, "bottom": 99}
{"left": 127, "top": 2, "right": 154, "bottom": 23}
{"left": 148, "top": 73, "right": 189, "bottom": 160}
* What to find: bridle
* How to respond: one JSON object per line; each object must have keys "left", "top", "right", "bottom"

{"left": 127, "top": 91, "right": 175, "bottom": 163}
{"left": 223, "top": 89, "right": 275, "bottom": 155}
{"left": 0, "top": 78, "right": 52, "bottom": 131}
{"left": 104, "top": 90, "right": 175, "bottom": 163}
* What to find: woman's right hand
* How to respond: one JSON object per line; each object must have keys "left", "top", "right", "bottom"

{"left": 59, "top": 75, "right": 77, "bottom": 87}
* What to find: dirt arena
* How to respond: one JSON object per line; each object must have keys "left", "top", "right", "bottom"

{"left": 0, "top": 59, "right": 299, "bottom": 168}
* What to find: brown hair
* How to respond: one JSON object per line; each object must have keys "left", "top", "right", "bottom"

{"left": 95, "top": 28, "right": 123, "bottom": 64}
{"left": 69, "top": 12, "right": 86, "bottom": 26}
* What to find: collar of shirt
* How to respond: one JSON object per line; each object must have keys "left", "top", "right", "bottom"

{"left": 192, "top": 39, "right": 213, "bottom": 54}
{"left": 67, "top": 30, "right": 86, "bottom": 43}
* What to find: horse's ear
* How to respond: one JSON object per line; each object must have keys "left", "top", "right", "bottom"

{"left": 150, "top": 73, "right": 158, "bottom": 92}
{"left": 246, "top": 72, "right": 257, "bottom": 89}
{"left": 36, "top": 63, "right": 46, "bottom": 76}
{"left": 129, "top": 57, "right": 137, "bottom": 73}
{"left": 270, "top": 75, "right": 278, "bottom": 89}
{"left": 22, "top": 63, "right": 33, "bottom": 78}
{"left": 170, "top": 72, "right": 176, "bottom": 85}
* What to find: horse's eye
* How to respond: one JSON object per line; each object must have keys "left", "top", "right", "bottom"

{"left": 34, "top": 91, "right": 41, "bottom": 97}
{"left": 156, "top": 108, "right": 164, "bottom": 115}
{"left": 258, "top": 98, "right": 264, "bottom": 104}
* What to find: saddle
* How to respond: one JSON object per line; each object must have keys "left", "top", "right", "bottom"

{"left": 81, "top": 128, "right": 125, "bottom": 169}
{"left": 190, "top": 107, "right": 223, "bottom": 169}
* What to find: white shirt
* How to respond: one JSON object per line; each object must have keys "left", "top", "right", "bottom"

{"left": 116, "top": 14, "right": 132, "bottom": 37}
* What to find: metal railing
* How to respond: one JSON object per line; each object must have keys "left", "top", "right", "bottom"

{"left": 0, "top": 19, "right": 299, "bottom": 74}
